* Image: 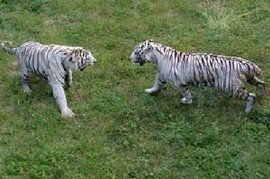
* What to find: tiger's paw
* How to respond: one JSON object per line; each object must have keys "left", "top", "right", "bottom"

{"left": 181, "top": 97, "right": 193, "bottom": 104}
{"left": 257, "top": 84, "right": 265, "bottom": 97}
{"left": 23, "top": 87, "right": 32, "bottom": 94}
{"left": 245, "top": 93, "right": 255, "bottom": 114}
{"left": 61, "top": 108, "right": 75, "bottom": 118}
{"left": 145, "top": 88, "right": 159, "bottom": 94}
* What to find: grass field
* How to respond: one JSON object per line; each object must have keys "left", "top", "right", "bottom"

{"left": 0, "top": 0, "right": 270, "bottom": 178}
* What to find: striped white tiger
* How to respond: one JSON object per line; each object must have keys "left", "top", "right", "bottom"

{"left": 1, "top": 41, "right": 97, "bottom": 118}
{"left": 130, "top": 39, "right": 265, "bottom": 113}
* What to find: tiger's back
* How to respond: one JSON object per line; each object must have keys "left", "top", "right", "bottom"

{"left": 15, "top": 42, "right": 69, "bottom": 79}
{"left": 180, "top": 53, "right": 262, "bottom": 93}
{"left": 13, "top": 42, "right": 78, "bottom": 86}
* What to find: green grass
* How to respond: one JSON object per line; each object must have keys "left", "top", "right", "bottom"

{"left": 0, "top": 0, "right": 270, "bottom": 178}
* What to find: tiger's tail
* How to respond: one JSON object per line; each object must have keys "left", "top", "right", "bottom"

{"left": 1, "top": 41, "right": 16, "bottom": 55}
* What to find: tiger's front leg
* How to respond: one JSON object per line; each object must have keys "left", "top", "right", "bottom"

{"left": 50, "top": 82, "right": 75, "bottom": 118}
{"left": 145, "top": 73, "right": 166, "bottom": 94}
{"left": 179, "top": 85, "right": 193, "bottom": 104}
{"left": 65, "top": 70, "right": 72, "bottom": 88}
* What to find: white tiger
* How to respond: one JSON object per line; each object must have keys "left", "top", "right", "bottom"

{"left": 130, "top": 39, "right": 265, "bottom": 113}
{"left": 1, "top": 41, "right": 97, "bottom": 118}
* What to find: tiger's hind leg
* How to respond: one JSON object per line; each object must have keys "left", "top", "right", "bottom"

{"left": 65, "top": 70, "right": 72, "bottom": 89}
{"left": 21, "top": 70, "right": 31, "bottom": 94}
{"left": 248, "top": 76, "right": 265, "bottom": 96}
{"left": 179, "top": 85, "right": 193, "bottom": 104}
{"left": 18, "top": 58, "right": 31, "bottom": 94}
{"left": 145, "top": 73, "right": 166, "bottom": 94}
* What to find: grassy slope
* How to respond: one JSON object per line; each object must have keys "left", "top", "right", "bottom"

{"left": 0, "top": 0, "right": 269, "bottom": 178}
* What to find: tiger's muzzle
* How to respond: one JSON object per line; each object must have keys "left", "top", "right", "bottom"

{"left": 130, "top": 54, "right": 146, "bottom": 66}
{"left": 80, "top": 58, "right": 97, "bottom": 71}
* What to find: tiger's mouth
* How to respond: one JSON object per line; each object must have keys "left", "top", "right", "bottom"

{"left": 80, "top": 61, "right": 96, "bottom": 71}
{"left": 80, "top": 65, "right": 87, "bottom": 71}
{"left": 139, "top": 60, "right": 146, "bottom": 66}
{"left": 131, "top": 57, "right": 145, "bottom": 66}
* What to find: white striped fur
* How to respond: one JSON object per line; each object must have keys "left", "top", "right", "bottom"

{"left": 130, "top": 39, "right": 265, "bottom": 113}
{"left": 1, "top": 41, "right": 97, "bottom": 118}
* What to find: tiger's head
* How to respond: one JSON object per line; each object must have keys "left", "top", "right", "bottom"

{"left": 69, "top": 47, "right": 97, "bottom": 71}
{"left": 130, "top": 39, "right": 155, "bottom": 66}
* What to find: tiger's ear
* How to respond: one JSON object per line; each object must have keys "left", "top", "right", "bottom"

{"left": 75, "top": 46, "right": 83, "bottom": 50}
{"left": 144, "top": 42, "right": 153, "bottom": 52}
{"left": 74, "top": 47, "right": 83, "bottom": 53}
{"left": 145, "top": 39, "right": 154, "bottom": 44}
{"left": 148, "top": 39, "right": 154, "bottom": 43}
{"left": 69, "top": 47, "right": 84, "bottom": 62}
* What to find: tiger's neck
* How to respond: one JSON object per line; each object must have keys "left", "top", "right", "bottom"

{"left": 61, "top": 58, "right": 78, "bottom": 72}
{"left": 151, "top": 47, "right": 172, "bottom": 71}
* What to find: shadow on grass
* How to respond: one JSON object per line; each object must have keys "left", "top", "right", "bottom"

{"left": 246, "top": 111, "right": 270, "bottom": 131}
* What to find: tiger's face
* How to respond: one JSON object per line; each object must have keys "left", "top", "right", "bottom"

{"left": 79, "top": 50, "right": 97, "bottom": 71}
{"left": 70, "top": 47, "right": 97, "bottom": 71}
{"left": 130, "top": 39, "right": 154, "bottom": 66}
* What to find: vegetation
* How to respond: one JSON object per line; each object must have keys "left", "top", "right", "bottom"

{"left": 0, "top": 0, "right": 269, "bottom": 178}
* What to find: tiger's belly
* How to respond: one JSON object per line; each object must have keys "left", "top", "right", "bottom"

{"left": 161, "top": 69, "right": 217, "bottom": 90}
{"left": 25, "top": 63, "right": 66, "bottom": 85}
